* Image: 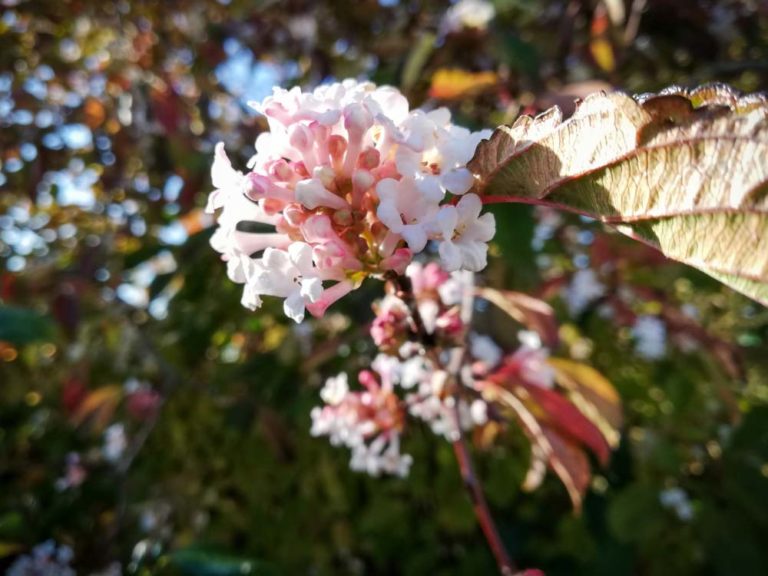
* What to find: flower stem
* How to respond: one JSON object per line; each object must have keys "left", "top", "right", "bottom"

{"left": 387, "top": 269, "right": 522, "bottom": 576}
{"left": 451, "top": 430, "right": 516, "bottom": 576}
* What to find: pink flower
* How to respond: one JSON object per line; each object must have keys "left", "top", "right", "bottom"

{"left": 205, "top": 80, "right": 494, "bottom": 321}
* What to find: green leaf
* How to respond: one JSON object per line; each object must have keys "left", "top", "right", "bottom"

{"left": 0, "top": 306, "right": 56, "bottom": 345}
{"left": 468, "top": 83, "right": 768, "bottom": 306}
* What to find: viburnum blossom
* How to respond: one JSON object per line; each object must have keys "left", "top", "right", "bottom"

{"left": 310, "top": 262, "right": 565, "bottom": 476}
{"left": 206, "top": 80, "right": 493, "bottom": 322}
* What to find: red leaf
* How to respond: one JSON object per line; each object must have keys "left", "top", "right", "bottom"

{"left": 480, "top": 382, "right": 592, "bottom": 511}
{"left": 519, "top": 382, "right": 611, "bottom": 466}
{"left": 543, "top": 426, "right": 592, "bottom": 511}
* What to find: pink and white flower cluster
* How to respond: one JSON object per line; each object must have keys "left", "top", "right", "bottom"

{"left": 206, "top": 80, "right": 494, "bottom": 322}
{"left": 312, "top": 262, "right": 560, "bottom": 477}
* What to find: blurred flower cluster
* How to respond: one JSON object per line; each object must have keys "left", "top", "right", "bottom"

{"left": 311, "top": 261, "right": 617, "bottom": 495}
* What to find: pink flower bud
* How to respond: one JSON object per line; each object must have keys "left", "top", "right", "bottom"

{"left": 358, "top": 147, "right": 380, "bottom": 170}
{"left": 328, "top": 134, "right": 347, "bottom": 164}
{"left": 295, "top": 178, "right": 349, "bottom": 210}
{"left": 343, "top": 102, "right": 374, "bottom": 136}
{"left": 358, "top": 369, "right": 380, "bottom": 392}
{"left": 381, "top": 248, "right": 413, "bottom": 275}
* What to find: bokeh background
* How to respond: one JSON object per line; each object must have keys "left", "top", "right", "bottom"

{"left": 1, "top": 0, "right": 768, "bottom": 574}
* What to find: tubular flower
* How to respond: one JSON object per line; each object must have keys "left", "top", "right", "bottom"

{"left": 206, "top": 80, "right": 493, "bottom": 322}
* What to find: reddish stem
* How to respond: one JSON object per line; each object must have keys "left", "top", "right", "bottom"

{"left": 452, "top": 432, "right": 516, "bottom": 575}
{"left": 388, "top": 271, "right": 529, "bottom": 575}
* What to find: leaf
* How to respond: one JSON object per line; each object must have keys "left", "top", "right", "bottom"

{"left": 589, "top": 4, "right": 615, "bottom": 72}
{"left": 546, "top": 358, "right": 623, "bottom": 448}
{"left": 468, "top": 84, "right": 768, "bottom": 306}
{"left": 0, "top": 306, "right": 56, "bottom": 345}
{"left": 428, "top": 68, "right": 499, "bottom": 100}
{"left": 71, "top": 385, "right": 123, "bottom": 430}
{"left": 476, "top": 287, "right": 559, "bottom": 347}
{"left": 515, "top": 380, "right": 611, "bottom": 466}
{"left": 482, "top": 382, "right": 592, "bottom": 511}
{"left": 544, "top": 426, "right": 592, "bottom": 511}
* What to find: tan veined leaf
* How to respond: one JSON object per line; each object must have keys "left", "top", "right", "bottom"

{"left": 468, "top": 83, "right": 768, "bottom": 306}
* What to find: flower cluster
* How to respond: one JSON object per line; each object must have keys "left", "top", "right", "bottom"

{"left": 207, "top": 80, "right": 494, "bottom": 322}
{"left": 311, "top": 262, "right": 560, "bottom": 476}
{"left": 7, "top": 541, "right": 75, "bottom": 576}
{"left": 310, "top": 369, "right": 413, "bottom": 477}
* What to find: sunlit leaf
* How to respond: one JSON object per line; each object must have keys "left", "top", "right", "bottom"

{"left": 71, "top": 385, "right": 123, "bottom": 430}
{"left": 589, "top": 4, "right": 615, "bottom": 72}
{"left": 428, "top": 68, "right": 499, "bottom": 101}
{"left": 547, "top": 358, "right": 623, "bottom": 448}
{"left": 469, "top": 84, "right": 768, "bottom": 305}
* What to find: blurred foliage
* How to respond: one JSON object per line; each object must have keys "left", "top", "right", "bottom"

{"left": 1, "top": 0, "right": 768, "bottom": 574}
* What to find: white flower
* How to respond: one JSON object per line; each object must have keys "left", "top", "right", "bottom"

{"left": 320, "top": 373, "right": 349, "bottom": 405}
{"left": 632, "top": 315, "right": 667, "bottom": 360}
{"left": 103, "top": 423, "right": 127, "bottom": 463}
{"left": 518, "top": 330, "right": 543, "bottom": 350}
{"left": 253, "top": 243, "right": 323, "bottom": 323}
{"left": 470, "top": 333, "right": 503, "bottom": 368}
{"left": 8, "top": 541, "right": 75, "bottom": 576}
{"left": 400, "top": 356, "right": 433, "bottom": 389}
{"left": 433, "top": 193, "right": 496, "bottom": 271}
{"left": 376, "top": 176, "right": 443, "bottom": 252}
{"left": 349, "top": 433, "right": 412, "bottom": 478}
{"left": 442, "top": 0, "right": 496, "bottom": 34}
{"left": 566, "top": 269, "right": 606, "bottom": 315}
{"left": 206, "top": 143, "right": 248, "bottom": 214}
{"left": 660, "top": 487, "right": 694, "bottom": 521}
{"left": 511, "top": 331, "right": 556, "bottom": 389}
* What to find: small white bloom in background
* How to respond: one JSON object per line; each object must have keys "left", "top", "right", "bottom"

{"left": 103, "top": 423, "right": 127, "bottom": 463}
{"left": 205, "top": 80, "right": 494, "bottom": 322}
{"left": 565, "top": 268, "right": 606, "bottom": 315}
{"left": 518, "top": 330, "right": 542, "bottom": 350}
{"left": 470, "top": 333, "right": 503, "bottom": 368}
{"left": 350, "top": 433, "right": 413, "bottom": 478}
{"left": 55, "top": 452, "right": 86, "bottom": 491}
{"left": 532, "top": 207, "right": 563, "bottom": 251}
{"left": 441, "top": 0, "right": 496, "bottom": 34}
{"left": 512, "top": 331, "right": 556, "bottom": 389}
{"left": 311, "top": 369, "right": 413, "bottom": 476}
{"left": 632, "top": 315, "right": 667, "bottom": 360}
{"left": 400, "top": 356, "right": 432, "bottom": 389}
{"left": 7, "top": 540, "right": 75, "bottom": 576}
{"left": 660, "top": 487, "right": 694, "bottom": 521}
{"left": 469, "top": 399, "right": 488, "bottom": 426}
{"left": 320, "top": 372, "right": 349, "bottom": 405}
